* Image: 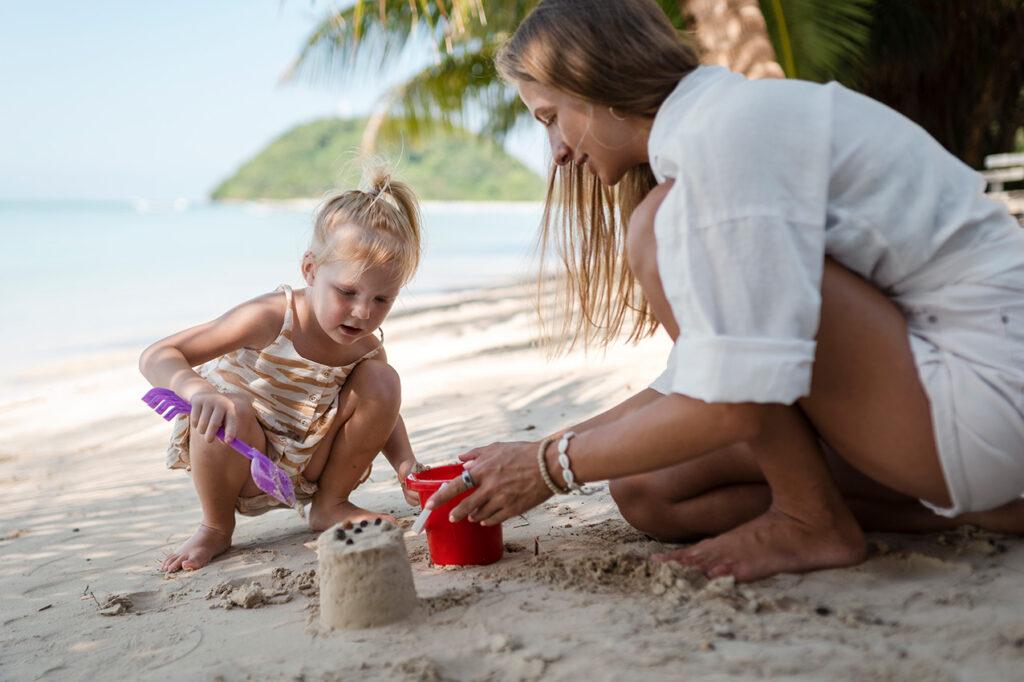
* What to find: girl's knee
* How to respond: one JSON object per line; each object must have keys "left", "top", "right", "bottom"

{"left": 347, "top": 360, "right": 401, "bottom": 409}
{"left": 188, "top": 413, "right": 264, "bottom": 457}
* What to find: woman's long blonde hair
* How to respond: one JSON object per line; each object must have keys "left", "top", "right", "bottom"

{"left": 308, "top": 166, "right": 423, "bottom": 286}
{"left": 496, "top": 0, "right": 699, "bottom": 350}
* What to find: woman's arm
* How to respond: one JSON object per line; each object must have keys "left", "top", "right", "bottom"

{"left": 546, "top": 393, "right": 762, "bottom": 485}
{"left": 551, "top": 388, "right": 663, "bottom": 437}
{"left": 431, "top": 393, "right": 765, "bottom": 526}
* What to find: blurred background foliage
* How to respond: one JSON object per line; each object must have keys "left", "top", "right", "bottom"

{"left": 285, "top": 0, "right": 1024, "bottom": 168}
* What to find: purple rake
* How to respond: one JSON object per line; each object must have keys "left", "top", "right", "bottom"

{"left": 142, "top": 387, "right": 298, "bottom": 509}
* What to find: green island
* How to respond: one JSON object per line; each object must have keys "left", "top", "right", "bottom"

{"left": 211, "top": 118, "right": 545, "bottom": 202}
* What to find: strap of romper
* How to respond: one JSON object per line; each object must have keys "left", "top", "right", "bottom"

{"left": 275, "top": 284, "right": 295, "bottom": 334}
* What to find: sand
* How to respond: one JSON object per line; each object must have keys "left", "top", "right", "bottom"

{"left": 2, "top": 281, "right": 1024, "bottom": 681}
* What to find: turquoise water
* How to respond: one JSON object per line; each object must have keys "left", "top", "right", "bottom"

{"left": 0, "top": 200, "right": 543, "bottom": 379}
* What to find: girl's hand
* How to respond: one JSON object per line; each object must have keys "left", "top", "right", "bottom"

{"left": 189, "top": 390, "right": 253, "bottom": 444}
{"left": 397, "top": 459, "right": 426, "bottom": 506}
{"left": 425, "top": 441, "right": 552, "bottom": 526}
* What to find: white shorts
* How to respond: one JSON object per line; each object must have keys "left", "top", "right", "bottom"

{"left": 899, "top": 273, "right": 1024, "bottom": 517}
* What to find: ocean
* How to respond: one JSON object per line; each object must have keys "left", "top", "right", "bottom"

{"left": 0, "top": 200, "right": 544, "bottom": 389}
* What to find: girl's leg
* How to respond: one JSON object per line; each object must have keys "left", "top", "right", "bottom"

{"left": 306, "top": 360, "right": 402, "bottom": 531}
{"left": 163, "top": 417, "right": 264, "bottom": 573}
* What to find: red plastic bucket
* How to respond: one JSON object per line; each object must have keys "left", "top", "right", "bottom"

{"left": 406, "top": 464, "right": 503, "bottom": 566}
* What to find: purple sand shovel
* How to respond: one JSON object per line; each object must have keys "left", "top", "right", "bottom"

{"left": 142, "top": 387, "right": 298, "bottom": 509}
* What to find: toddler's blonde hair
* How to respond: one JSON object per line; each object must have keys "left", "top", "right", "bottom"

{"left": 308, "top": 166, "right": 422, "bottom": 285}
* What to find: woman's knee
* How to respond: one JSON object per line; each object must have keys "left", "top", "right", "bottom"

{"left": 610, "top": 476, "right": 674, "bottom": 539}
{"left": 625, "top": 182, "right": 680, "bottom": 338}
{"left": 625, "top": 182, "right": 672, "bottom": 276}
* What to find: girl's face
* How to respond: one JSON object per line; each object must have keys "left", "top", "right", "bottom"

{"left": 301, "top": 249, "right": 403, "bottom": 346}
{"left": 517, "top": 80, "right": 650, "bottom": 186}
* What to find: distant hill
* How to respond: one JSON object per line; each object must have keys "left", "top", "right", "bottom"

{"left": 211, "top": 118, "right": 545, "bottom": 202}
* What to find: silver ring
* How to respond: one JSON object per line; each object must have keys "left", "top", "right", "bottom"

{"left": 461, "top": 469, "right": 476, "bottom": 489}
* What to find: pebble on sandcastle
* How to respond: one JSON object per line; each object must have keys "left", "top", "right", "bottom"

{"left": 317, "top": 518, "right": 418, "bottom": 629}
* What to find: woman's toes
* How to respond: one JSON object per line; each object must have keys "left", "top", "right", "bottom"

{"left": 706, "top": 561, "right": 735, "bottom": 578}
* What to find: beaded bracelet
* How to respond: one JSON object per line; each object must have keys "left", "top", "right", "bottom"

{"left": 536, "top": 437, "right": 566, "bottom": 495}
{"left": 556, "top": 431, "right": 596, "bottom": 496}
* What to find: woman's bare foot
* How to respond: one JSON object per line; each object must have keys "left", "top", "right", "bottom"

{"left": 651, "top": 506, "right": 867, "bottom": 582}
{"left": 308, "top": 499, "right": 398, "bottom": 532}
{"left": 162, "top": 523, "right": 233, "bottom": 573}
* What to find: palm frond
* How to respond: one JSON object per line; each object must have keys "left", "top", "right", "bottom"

{"left": 362, "top": 45, "right": 529, "bottom": 151}
{"left": 283, "top": 1, "right": 536, "bottom": 86}
{"left": 759, "top": 0, "right": 876, "bottom": 82}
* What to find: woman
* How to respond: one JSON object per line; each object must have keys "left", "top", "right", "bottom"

{"left": 426, "top": 0, "right": 1024, "bottom": 582}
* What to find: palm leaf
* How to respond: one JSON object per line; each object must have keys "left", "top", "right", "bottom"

{"left": 759, "top": 0, "right": 876, "bottom": 82}
{"left": 283, "top": 1, "right": 536, "bottom": 84}
{"left": 364, "top": 45, "right": 528, "bottom": 149}
{"left": 285, "top": 0, "right": 693, "bottom": 151}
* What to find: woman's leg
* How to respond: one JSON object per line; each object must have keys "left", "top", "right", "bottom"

{"left": 609, "top": 446, "right": 768, "bottom": 542}
{"left": 163, "top": 415, "right": 265, "bottom": 573}
{"left": 306, "top": 359, "right": 402, "bottom": 531}
{"left": 618, "top": 183, "right": 1005, "bottom": 580}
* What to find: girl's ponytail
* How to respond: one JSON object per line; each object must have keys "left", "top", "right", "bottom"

{"left": 308, "top": 164, "right": 423, "bottom": 285}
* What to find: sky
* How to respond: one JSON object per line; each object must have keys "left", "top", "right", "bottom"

{"left": 0, "top": 1, "right": 547, "bottom": 201}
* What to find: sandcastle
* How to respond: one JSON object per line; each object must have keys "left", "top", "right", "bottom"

{"left": 316, "top": 518, "right": 418, "bottom": 629}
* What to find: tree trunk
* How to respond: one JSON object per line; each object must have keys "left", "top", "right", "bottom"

{"left": 684, "top": 0, "right": 785, "bottom": 79}
{"left": 851, "top": 0, "right": 1024, "bottom": 168}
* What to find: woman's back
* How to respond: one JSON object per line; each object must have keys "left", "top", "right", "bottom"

{"left": 648, "top": 66, "right": 1024, "bottom": 297}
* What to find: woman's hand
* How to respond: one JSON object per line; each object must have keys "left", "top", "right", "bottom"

{"left": 189, "top": 390, "right": 254, "bottom": 444}
{"left": 425, "top": 441, "right": 553, "bottom": 526}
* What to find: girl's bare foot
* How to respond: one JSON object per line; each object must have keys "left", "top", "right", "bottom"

{"left": 162, "top": 523, "right": 233, "bottom": 573}
{"left": 308, "top": 499, "right": 398, "bottom": 532}
{"left": 652, "top": 506, "right": 866, "bottom": 582}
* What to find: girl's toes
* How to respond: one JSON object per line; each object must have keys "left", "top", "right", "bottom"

{"left": 164, "top": 554, "right": 184, "bottom": 573}
{"left": 181, "top": 551, "right": 206, "bottom": 571}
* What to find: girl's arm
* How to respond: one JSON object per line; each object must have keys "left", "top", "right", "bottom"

{"left": 382, "top": 415, "right": 416, "bottom": 470}
{"left": 138, "top": 292, "right": 285, "bottom": 440}
{"left": 371, "top": 346, "right": 421, "bottom": 504}
{"left": 139, "top": 292, "right": 284, "bottom": 395}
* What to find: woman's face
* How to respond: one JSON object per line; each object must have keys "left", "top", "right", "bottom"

{"left": 517, "top": 80, "right": 649, "bottom": 186}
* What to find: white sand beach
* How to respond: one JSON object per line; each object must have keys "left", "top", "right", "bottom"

{"left": 2, "top": 281, "right": 1024, "bottom": 681}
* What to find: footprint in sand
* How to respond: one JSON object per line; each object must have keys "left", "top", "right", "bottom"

{"left": 97, "top": 590, "right": 163, "bottom": 616}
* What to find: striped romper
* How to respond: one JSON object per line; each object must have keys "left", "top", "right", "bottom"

{"left": 167, "top": 285, "right": 379, "bottom": 516}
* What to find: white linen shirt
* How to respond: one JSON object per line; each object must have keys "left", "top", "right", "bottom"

{"left": 647, "top": 66, "right": 1022, "bottom": 404}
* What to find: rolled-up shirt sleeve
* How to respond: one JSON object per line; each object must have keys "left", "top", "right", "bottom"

{"left": 644, "top": 70, "right": 834, "bottom": 404}
{"left": 649, "top": 185, "right": 825, "bottom": 404}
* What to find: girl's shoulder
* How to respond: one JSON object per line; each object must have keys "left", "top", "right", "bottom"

{"left": 234, "top": 289, "right": 289, "bottom": 350}
{"left": 350, "top": 331, "right": 385, "bottom": 364}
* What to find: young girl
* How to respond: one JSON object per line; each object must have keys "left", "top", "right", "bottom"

{"left": 140, "top": 169, "right": 424, "bottom": 573}
{"left": 426, "top": 0, "right": 1024, "bottom": 582}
